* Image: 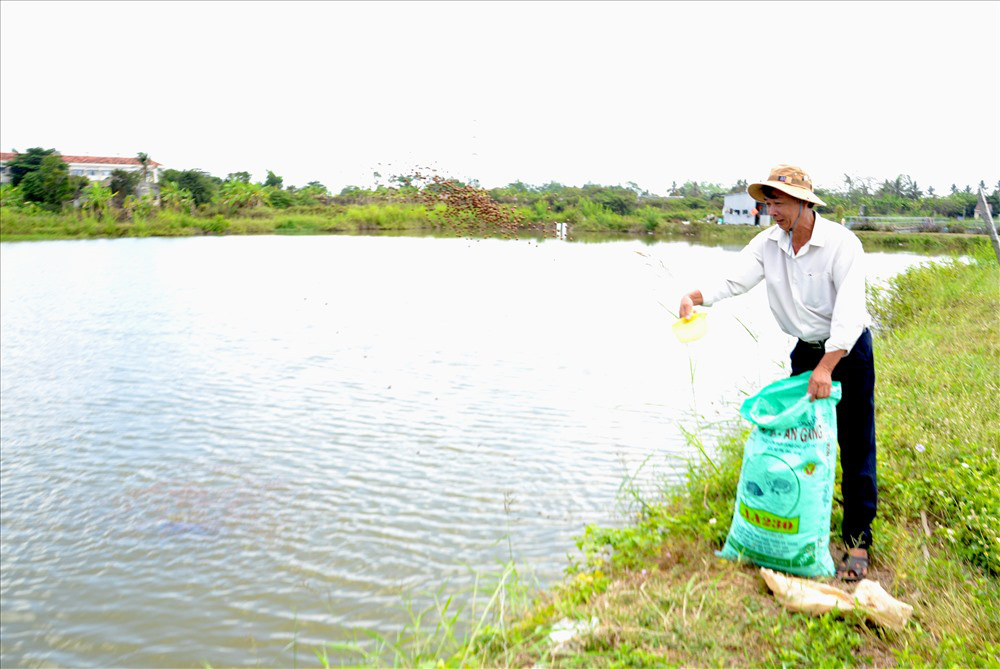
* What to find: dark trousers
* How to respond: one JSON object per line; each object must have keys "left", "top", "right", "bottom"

{"left": 790, "top": 329, "right": 878, "bottom": 550}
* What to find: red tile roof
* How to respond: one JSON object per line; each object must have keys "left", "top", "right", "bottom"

{"left": 0, "top": 152, "right": 161, "bottom": 167}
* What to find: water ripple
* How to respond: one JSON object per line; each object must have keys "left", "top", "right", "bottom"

{"left": 1, "top": 236, "right": 931, "bottom": 667}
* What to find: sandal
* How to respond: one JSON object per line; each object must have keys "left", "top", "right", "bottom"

{"left": 837, "top": 552, "right": 869, "bottom": 582}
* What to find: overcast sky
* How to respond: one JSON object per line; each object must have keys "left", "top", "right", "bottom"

{"left": 2, "top": 1, "right": 997, "bottom": 194}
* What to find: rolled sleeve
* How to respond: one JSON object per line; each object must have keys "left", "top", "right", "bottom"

{"left": 701, "top": 233, "right": 766, "bottom": 306}
{"left": 826, "top": 236, "right": 870, "bottom": 353}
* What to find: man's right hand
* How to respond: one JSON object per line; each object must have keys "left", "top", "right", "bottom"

{"left": 679, "top": 295, "right": 694, "bottom": 320}
{"left": 679, "top": 290, "right": 703, "bottom": 320}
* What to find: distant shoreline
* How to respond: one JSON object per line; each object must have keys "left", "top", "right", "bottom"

{"left": 0, "top": 210, "right": 986, "bottom": 255}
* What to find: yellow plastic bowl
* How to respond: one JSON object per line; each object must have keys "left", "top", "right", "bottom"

{"left": 672, "top": 312, "right": 708, "bottom": 343}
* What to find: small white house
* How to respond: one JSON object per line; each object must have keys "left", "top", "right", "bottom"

{"left": 0, "top": 153, "right": 162, "bottom": 185}
{"left": 722, "top": 192, "right": 770, "bottom": 226}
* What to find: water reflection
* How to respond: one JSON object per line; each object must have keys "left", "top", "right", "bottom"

{"left": 0, "top": 234, "right": 936, "bottom": 667}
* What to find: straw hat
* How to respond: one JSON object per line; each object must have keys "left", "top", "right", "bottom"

{"left": 748, "top": 165, "right": 826, "bottom": 207}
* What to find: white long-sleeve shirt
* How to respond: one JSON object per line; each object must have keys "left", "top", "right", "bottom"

{"left": 701, "top": 214, "right": 871, "bottom": 354}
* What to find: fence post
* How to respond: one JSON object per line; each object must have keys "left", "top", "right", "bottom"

{"left": 976, "top": 188, "right": 1000, "bottom": 265}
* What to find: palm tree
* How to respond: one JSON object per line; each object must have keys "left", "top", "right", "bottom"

{"left": 855, "top": 177, "right": 873, "bottom": 196}
{"left": 137, "top": 152, "right": 151, "bottom": 183}
{"left": 893, "top": 175, "right": 907, "bottom": 197}
{"left": 880, "top": 175, "right": 909, "bottom": 198}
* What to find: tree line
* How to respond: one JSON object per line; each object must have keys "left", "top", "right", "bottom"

{"left": 2, "top": 147, "right": 996, "bottom": 222}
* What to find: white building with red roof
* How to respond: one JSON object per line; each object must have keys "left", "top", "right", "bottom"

{"left": 0, "top": 152, "right": 162, "bottom": 185}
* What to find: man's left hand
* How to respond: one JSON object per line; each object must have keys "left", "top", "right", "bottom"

{"left": 808, "top": 367, "right": 833, "bottom": 401}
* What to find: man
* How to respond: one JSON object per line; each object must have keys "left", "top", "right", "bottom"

{"left": 678, "top": 165, "right": 876, "bottom": 581}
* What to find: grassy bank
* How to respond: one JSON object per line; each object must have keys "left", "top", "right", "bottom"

{"left": 0, "top": 208, "right": 990, "bottom": 256}
{"left": 459, "top": 246, "right": 1000, "bottom": 667}
{"left": 0, "top": 204, "right": 449, "bottom": 240}
{"left": 323, "top": 246, "right": 998, "bottom": 667}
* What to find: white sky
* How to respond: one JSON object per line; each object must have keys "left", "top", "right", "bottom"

{"left": 2, "top": 1, "right": 998, "bottom": 194}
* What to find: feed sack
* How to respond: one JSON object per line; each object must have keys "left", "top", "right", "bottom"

{"left": 718, "top": 372, "right": 841, "bottom": 577}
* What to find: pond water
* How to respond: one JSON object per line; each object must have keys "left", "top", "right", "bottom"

{"left": 0, "top": 234, "right": 937, "bottom": 667}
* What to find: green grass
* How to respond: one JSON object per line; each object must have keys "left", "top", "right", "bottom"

{"left": 314, "top": 562, "right": 543, "bottom": 669}
{"left": 854, "top": 230, "right": 989, "bottom": 254}
{"left": 0, "top": 204, "right": 452, "bottom": 240}
{"left": 2, "top": 206, "right": 992, "bottom": 256}
{"left": 318, "top": 245, "right": 999, "bottom": 668}
{"left": 459, "top": 245, "right": 999, "bottom": 668}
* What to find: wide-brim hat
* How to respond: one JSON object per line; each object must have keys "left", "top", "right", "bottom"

{"left": 748, "top": 164, "right": 826, "bottom": 207}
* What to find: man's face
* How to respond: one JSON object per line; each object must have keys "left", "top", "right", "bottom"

{"left": 764, "top": 191, "right": 807, "bottom": 232}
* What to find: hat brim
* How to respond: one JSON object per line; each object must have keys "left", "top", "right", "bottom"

{"left": 748, "top": 181, "right": 826, "bottom": 207}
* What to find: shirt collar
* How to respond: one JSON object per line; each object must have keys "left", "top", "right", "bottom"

{"left": 809, "top": 214, "right": 828, "bottom": 247}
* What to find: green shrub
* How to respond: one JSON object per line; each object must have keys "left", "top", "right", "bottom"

{"left": 638, "top": 206, "right": 661, "bottom": 232}
{"left": 199, "top": 214, "right": 229, "bottom": 234}
{"left": 267, "top": 188, "right": 295, "bottom": 209}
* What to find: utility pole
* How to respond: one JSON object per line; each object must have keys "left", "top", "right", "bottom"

{"left": 976, "top": 188, "right": 1000, "bottom": 265}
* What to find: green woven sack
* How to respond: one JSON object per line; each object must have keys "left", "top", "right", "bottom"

{"left": 717, "top": 372, "right": 842, "bottom": 577}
